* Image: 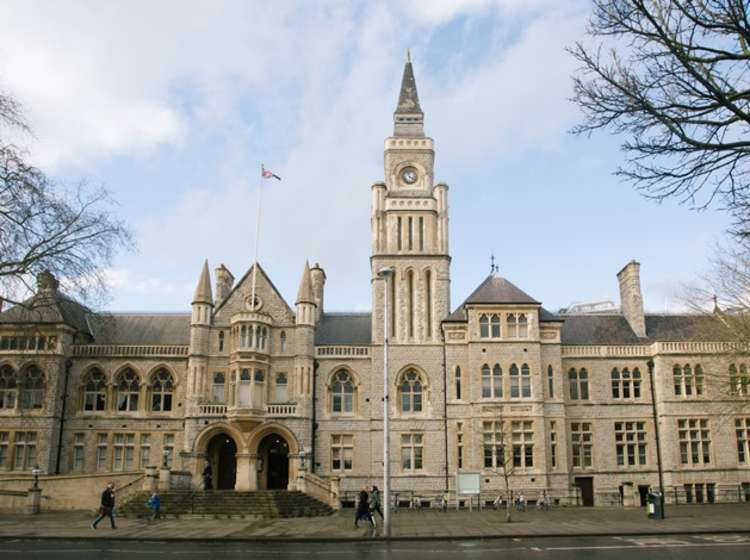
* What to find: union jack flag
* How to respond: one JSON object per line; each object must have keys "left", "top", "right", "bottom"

{"left": 261, "top": 165, "right": 281, "bottom": 181}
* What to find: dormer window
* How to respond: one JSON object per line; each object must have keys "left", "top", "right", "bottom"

{"left": 479, "top": 314, "right": 500, "bottom": 339}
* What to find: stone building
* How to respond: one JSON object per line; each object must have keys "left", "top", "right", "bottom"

{"left": 1, "top": 58, "right": 749, "bottom": 508}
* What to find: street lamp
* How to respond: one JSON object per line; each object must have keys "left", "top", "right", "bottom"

{"left": 378, "top": 266, "right": 394, "bottom": 537}
{"left": 31, "top": 464, "right": 41, "bottom": 490}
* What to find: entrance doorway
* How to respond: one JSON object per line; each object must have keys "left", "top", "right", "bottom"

{"left": 638, "top": 485, "right": 650, "bottom": 507}
{"left": 206, "top": 434, "right": 237, "bottom": 490}
{"left": 575, "top": 477, "right": 594, "bottom": 506}
{"left": 258, "top": 433, "right": 289, "bottom": 490}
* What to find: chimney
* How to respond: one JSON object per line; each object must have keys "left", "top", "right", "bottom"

{"left": 617, "top": 260, "right": 646, "bottom": 338}
{"left": 214, "top": 264, "right": 234, "bottom": 306}
{"left": 310, "top": 263, "right": 326, "bottom": 322}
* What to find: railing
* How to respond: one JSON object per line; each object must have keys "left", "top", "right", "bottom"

{"left": 316, "top": 346, "right": 370, "bottom": 358}
{"left": 266, "top": 403, "right": 297, "bottom": 416}
{"left": 293, "top": 471, "right": 339, "bottom": 509}
{"left": 562, "top": 341, "right": 738, "bottom": 358}
{"left": 654, "top": 341, "right": 736, "bottom": 355}
{"left": 114, "top": 473, "right": 146, "bottom": 503}
{"left": 72, "top": 345, "right": 188, "bottom": 357}
{"left": 198, "top": 403, "right": 227, "bottom": 416}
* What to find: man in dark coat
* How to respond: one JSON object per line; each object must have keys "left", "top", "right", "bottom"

{"left": 354, "top": 486, "right": 374, "bottom": 528}
{"left": 91, "top": 482, "right": 116, "bottom": 529}
{"left": 202, "top": 462, "right": 213, "bottom": 490}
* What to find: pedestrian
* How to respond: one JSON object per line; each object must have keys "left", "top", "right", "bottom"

{"left": 91, "top": 481, "right": 116, "bottom": 529}
{"left": 370, "top": 485, "right": 383, "bottom": 519}
{"left": 518, "top": 493, "right": 526, "bottom": 512}
{"left": 493, "top": 493, "right": 502, "bottom": 511}
{"left": 148, "top": 491, "right": 161, "bottom": 521}
{"left": 354, "top": 486, "right": 374, "bottom": 528}
{"left": 202, "top": 462, "right": 213, "bottom": 490}
{"left": 441, "top": 492, "right": 449, "bottom": 512}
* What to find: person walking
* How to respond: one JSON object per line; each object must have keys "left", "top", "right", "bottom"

{"left": 441, "top": 492, "right": 449, "bottom": 512}
{"left": 91, "top": 482, "right": 116, "bottom": 529}
{"left": 370, "top": 485, "right": 383, "bottom": 520}
{"left": 148, "top": 491, "right": 161, "bottom": 521}
{"left": 202, "top": 462, "right": 213, "bottom": 490}
{"left": 354, "top": 486, "right": 374, "bottom": 528}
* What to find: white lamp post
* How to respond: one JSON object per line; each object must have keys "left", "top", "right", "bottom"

{"left": 378, "top": 266, "right": 394, "bottom": 536}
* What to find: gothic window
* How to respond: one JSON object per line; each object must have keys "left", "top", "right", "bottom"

{"left": 568, "top": 368, "right": 589, "bottom": 400}
{"left": 150, "top": 368, "right": 174, "bottom": 412}
{"left": 83, "top": 369, "right": 107, "bottom": 411}
{"left": 19, "top": 366, "right": 44, "bottom": 409}
{"left": 397, "top": 216, "right": 403, "bottom": 251}
{"left": 510, "top": 363, "right": 520, "bottom": 398}
{"left": 455, "top": 366, "right": 462, "bottom": 400}
{"left": 218, "top": 331, "right": 225, "bottom": 352}
{"left": 407, "top": 270, "right": 415, "bottom": 338}
{"left": 261, "top": 327, "right": 268, "bottom": 350}
{"left": 479, "top": 315, "right": 489, "bottom": 338}
{"left": 399, "top": 369, "right": 423, "bottom": 413}
{"left": 280, "top": 331, "right": 287, "bottom": 353}
{"left": 212, "top": 372, "right": 225, "bottom": 403}
{"left": 238, "top": 369, "right": 251, "bottom": 407}
{"left": 0, "top": 365, "right": 17, "bottom": 409}
{"left": 254, "top": 369, "right": 265, "bottom": 382}
{"left": 241, "top": 325, "right": 248, "bottom": 347}
{"left": 115, "top": 369, "right": 140, "bottom": 412}
{"left": 482, "top": 364, "right": 501, "bottom": 399}
{"left": 419, "top": 216, "right": 425, "bottom": 252}
{"left": 490, "top": 314, "right": 501, "bottom": 337}
{"left": 518, "top": 314, "right": 528, "bottom": 337}
{"left": 408, "top": 216, "right": 414, "bottom": 250}
{"left": 275, "top": 372, "right": 288, "bottom": 402}
{"left": 506, "top": 314, "right": 518, "bottom": 337}
{"left": 425, "top": 269, "right": 432, "bottom": 337}
{"left": 255, "top": 326, "right": 261, "bottom": 348}
{"left": 521, "top": 363, "right": 531, "bottom": 398}
{"left": 331, "top": 370, "right": 354, "bottom": 413}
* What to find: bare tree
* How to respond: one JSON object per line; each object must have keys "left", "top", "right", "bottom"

{"left": 487, "top": 416, "right": 515, "bottom": 522}
{"left": 0, "top": 90, "right": 132, "bottom": 308}
{"left": 570, "top": 1, "right": 750, "bottom": 219}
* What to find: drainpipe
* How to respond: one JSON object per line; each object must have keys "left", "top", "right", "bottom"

{"left": 55, "top": 359, "right": 72, "bottom": 474}
{"left": 311, "top": 359, "right": 319, "bottom": 474}
{"left": 441, "top": 327, "right": 449, "bottom": 492}
{"left": 647, "top": 359, "right": 666, "bottom": 519}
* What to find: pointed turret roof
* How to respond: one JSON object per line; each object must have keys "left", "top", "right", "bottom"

{"left": 295, "top": 260, "right": 315, "bottom": 305}
{"left": 445, "top": 273, "right": 542, "bottom": 321}
{"left": 396, "top": 53, "right": 422, "bottom": 115}
{"left": 192, "top": 259, "right": 213, "bottom": 305}
{"left": 393, "top": 52, "right": 424, "bottom": 136}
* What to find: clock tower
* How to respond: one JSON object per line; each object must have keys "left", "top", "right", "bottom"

{"left": 371, "top": 54, "right": 450, "bottom": 345}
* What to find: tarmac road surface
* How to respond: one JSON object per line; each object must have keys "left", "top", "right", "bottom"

{"left": 1, "top": 534, "right": 750, "bottom": 559}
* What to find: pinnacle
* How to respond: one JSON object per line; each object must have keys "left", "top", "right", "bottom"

{"left": 295, "top": 260, "right": 315, "bottom": 305}
{"left": 192, "top": 259, "right": 213, "bottom": 305}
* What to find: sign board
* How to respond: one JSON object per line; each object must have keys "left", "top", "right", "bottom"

{"left": 456, "top": 472, "right": 480, "bottom": 495}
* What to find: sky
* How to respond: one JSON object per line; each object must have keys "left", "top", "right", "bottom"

{"left": 0, "top": 0, "right": 731, "bottom": 315}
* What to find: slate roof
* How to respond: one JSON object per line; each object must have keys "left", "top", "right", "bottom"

{"left": 0, "top": 292, "right": 92, "bottom": 334}
{"left": 314, "top": 312, "right": 372, "bottom": 345}
{"left": 559, "top": 313, "right": 734, "bottom": 345}
{"left": 446, "top": 274, "right": 542, "bottom": 322}
{"left": 86, "top": 313, "right": 191, "bottom": 345}
{"left": 396, "top": 59, "right": 422, "bottom": 115}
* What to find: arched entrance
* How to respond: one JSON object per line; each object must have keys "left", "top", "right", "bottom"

{"left": 206, "top": 433, "right": 237, "bottom": 490}
{"left": 258, "top": 433, "right": 289, "bottom": 490}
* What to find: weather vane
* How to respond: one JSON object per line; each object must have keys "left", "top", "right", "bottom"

{"left": 490, "top": 253, "right": 498, "bottom": 274}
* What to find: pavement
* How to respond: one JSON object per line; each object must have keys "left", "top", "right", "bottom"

{"left": 0, "top": 503, "right": 749, "bottom": 541}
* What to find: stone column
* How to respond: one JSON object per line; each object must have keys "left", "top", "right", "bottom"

{"left": 26, "top": 487, "right": 41, "bottom": 515}
{"left": 235, "top": 453, "right": 259, "bottom": 491}
{"left": 143, "top": 466, "right": 158, "bottom": 492}
{"left": 159, "top": 467, "right": 171, "bottom": 490}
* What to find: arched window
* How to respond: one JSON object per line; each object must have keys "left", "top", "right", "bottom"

{"left": 399, "top": 369, "right": 423, "bottom": 412}
{"left": 492, "top": 364, "right": 503, "bottom": 398}
{"left": 510, "top": 363, "right": 520, "bottom": 397}
{"left": 0, "top": 365, "right": 17, "bottom": 409}
{"left": 20, "top": 366, "right": 44, "bottom": 409}
{"left": 407, "top": 270, "right": 415, "bottom": 338}
{"left": 83, "top": 369, "right": 107, "bottom": 411}
{"left": 479, "top": 315, "right": 489, "bottom": 338}
{"left": 255, "top": 326, "right": 261, "bottom": 348}
{"left": 238, "top": 369, "right": 251, "bottom": 407}
{"left": 150, "top": 368, "right": 174, "bottom": 412}
{"left": 275, "top": 372, "right": 288, "bottom": 402}
{"left": 611, "top": 368, "right": 621, "bottom": 399}
{"left": 218, "top": 331, "right": 225, "bottom": 352}
{"left": 694, "top": 364, "right": 704, "bottom": 395}
{"left": 425, "top": 269, "right": 432, "bottom": 338}
{"left": 490, "top": 314, "right": 501, "bottom": 337}
{"left": 254, "top": 369, "right": 265, "bottom": 382}
{"left": 115, "top": 369, "right": 140, "bottom": 412}
{"left": 518, "top": 314, "right": 528, "bottom": 337}
{"left": 507, "top": 314, "right": 518, "bottom": 337}
{"left": 260, "top": 327, "right": 268, "bottom": 350}
{"left": 730, "top": 364, "right": 738, "bottom": 395}
{"left": 633, "top": 367, "right": 642, "bottom": 398}
{"left": 521, "top": 363, "right": 531, "bottom": 397}
{"left": 673, "top": 364, "right": 683, "bottom": 395}
{"left": 212, "top": 372, "right": 225, "bottom": 403}
{"left": 241, "top": 325, "right": 248, "bottom": 347}
{"left": 331, "top": 370, "right": 354, "bottom": 413}
{"left": 280, "top": 331, "right": 287, "bottom": 353}
{"left": 455, "top": 366, "right": 461, "bottom": 400}
{"left": 481, "top": 364, "right": 491, "bottom": 398}
{"left": 568, "top": 368, "right": 589, "bottom": 400}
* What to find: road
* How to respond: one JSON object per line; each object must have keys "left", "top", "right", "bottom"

{"left": 1, "top": 534, "right": 749, "bottom": 559}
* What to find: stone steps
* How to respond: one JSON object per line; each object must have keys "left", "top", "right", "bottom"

{"left": 118, "top": 490, "right": 335, "bottom": 519}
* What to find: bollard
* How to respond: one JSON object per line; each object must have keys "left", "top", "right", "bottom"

{"left": 26, "top": 487, "right": 41, "bottom": 515}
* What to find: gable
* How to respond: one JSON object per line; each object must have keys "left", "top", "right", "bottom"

{"left": 213, "top": 263, "right": 295, "bottom": 325}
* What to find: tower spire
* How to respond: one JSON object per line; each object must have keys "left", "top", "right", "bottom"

{"left": 394, "top": 53, "right": 424, "bottom": 137}
{"left": 192, "top": 259, "right": 213, "bottom": 305}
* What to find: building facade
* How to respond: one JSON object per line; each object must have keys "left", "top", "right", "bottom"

{"left": 1, "top": 59, "right": 749, "bottom": 507}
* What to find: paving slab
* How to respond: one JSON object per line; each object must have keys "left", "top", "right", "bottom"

{"left": 0, "top": 504, "right": 749, "bottom": 541}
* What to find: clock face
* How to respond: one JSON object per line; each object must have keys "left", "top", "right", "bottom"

{"left": 401, "top": 167, "right": 418, "bottom": 185}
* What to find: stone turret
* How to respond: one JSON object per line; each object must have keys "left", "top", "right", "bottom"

{"left": 310, "top": 263, "right": 326, "bottom": 322}
{"left": 191, "top": 259, "right": 213, "bottom": 327}
{"left": 214, "top": 264, "right": 234, "bottom": 307}
{"left": 617, "top": 260, "right": 646, "bottom": 338}
{"left": 295, "top": 261, "right": 316, "bottom": 326}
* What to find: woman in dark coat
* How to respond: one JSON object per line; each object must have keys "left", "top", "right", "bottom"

{"left": 354, "top": 486, "right": 374, "bottom": 528}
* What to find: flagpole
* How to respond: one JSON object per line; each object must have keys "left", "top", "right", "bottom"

{"left": 250, "top": 165, "right": 262, "bottom": 310}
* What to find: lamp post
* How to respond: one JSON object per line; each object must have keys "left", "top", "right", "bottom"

{"left": 31, "top": 464, "right": 41, "bottom": 490}
{"left": 647, "top": 359, "right": 666, "bottom": 519}
{"left": 378, "top": 266, "right": 394, "bottom": 537}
